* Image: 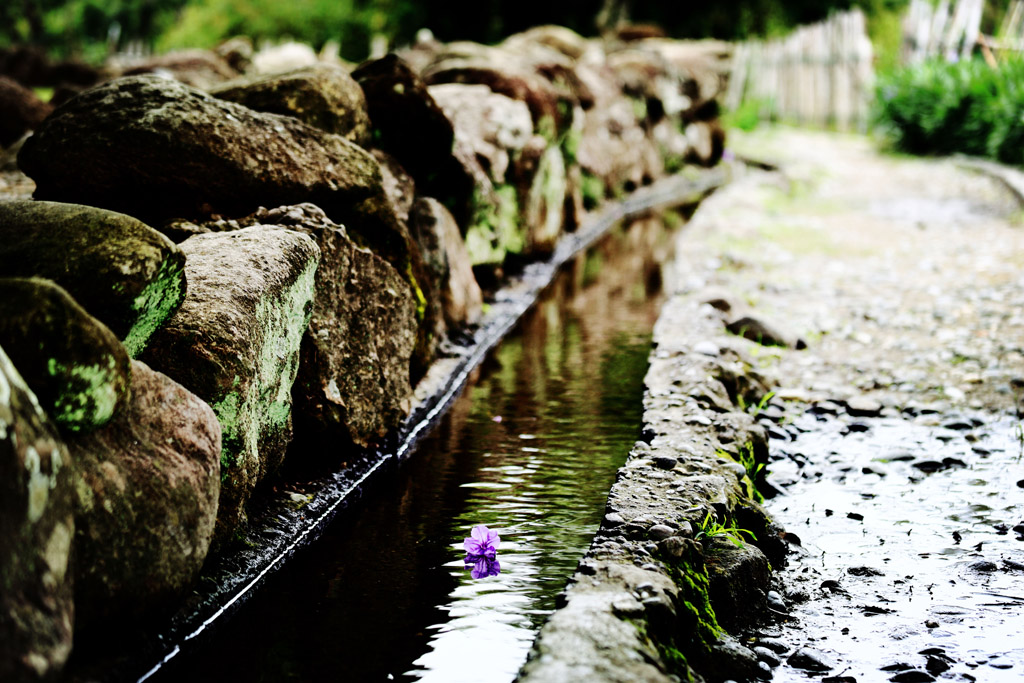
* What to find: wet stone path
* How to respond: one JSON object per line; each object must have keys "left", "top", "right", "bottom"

{"left": 676, "top": 128, "right": 1024, "bottom": 682}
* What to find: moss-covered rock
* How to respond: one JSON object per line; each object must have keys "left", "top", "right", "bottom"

{"left": 235, "top": 204, "right": 418, "bottom": 450}
{"left": 409, "top": 197, "right": 483, "bottom": 330}
{"left": 0, "top": 200, "right": 186, "bottom": 357}
{"left": 210, "top": 63, "right": 371, "bottom": 147}
{"left": 67, "top": 360, "right": 220, "bottom": 628}
{"left": 17, "top": 76, "right": 382, "bottom": 227}
{"left": 0, "top": 278, "right": 131, "bottom": 433}
{"left": 464, "top": 184, "right": 523, "bottom": 266}
{"left": 139, "top": 227, "right": 319, "bottom": 545}
{"left": 0, "top": 343, "right": 74, "bottom": 683}
{"left": 520, "top": 141, "right": 567, "bottom": 255}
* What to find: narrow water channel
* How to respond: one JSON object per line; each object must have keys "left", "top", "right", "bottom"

{"left": 171, "top": 214, "right": 678, "bottom": 683}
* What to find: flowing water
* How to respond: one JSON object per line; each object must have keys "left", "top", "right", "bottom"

{"left": 169, "top": 215, "right": 678, "bottom": 683}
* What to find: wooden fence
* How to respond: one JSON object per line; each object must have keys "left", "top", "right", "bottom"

{"left": 902, "top": 0, "right": 984, "bottom": 63}
{"left": 725, "top": 9, "right": 874, "bottom": 132}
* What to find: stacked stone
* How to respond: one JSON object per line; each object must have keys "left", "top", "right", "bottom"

{"left": 0, "top": 25, "right": 726, "bottom": 681}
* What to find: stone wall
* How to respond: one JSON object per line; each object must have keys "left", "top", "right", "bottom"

{"left": 0, "top": 27, "right": 728, "bottom": 680}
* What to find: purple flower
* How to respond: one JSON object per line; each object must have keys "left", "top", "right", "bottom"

{"left": 466, "top": 554, "right": 501, "bottom": 579}
{"left": 463, "top": 525, "right": 500, "bottom": 558}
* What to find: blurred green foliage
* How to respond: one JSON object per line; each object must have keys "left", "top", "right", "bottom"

{"left": 875, "top": 57, "right": 1024, "bottom": 165}
{"left": 2, "top": 0, "right": 916, "bottom": 64}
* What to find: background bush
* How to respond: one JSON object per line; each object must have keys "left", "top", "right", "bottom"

{"left": 875, "top": 57, "right": 1024, "bottom": 165}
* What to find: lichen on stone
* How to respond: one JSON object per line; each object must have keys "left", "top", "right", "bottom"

{"left": 123, "top": 256, "right": 187, "bottom": 358}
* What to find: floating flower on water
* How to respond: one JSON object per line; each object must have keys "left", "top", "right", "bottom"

{"left": 463, "top": 525, "right": 500, "bottom": 558}
{"left": 465, "top": 553, "right": 501, "bottom": 579}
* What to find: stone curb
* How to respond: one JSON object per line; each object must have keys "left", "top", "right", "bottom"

{"left": 953, "top": 156, "right": 1024, "bottom": 208}
{"left": 518, "top": 246, "right": 784, "bottom": 682}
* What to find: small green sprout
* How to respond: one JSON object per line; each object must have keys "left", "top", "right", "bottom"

{"left": 694, "top": 511, "right": 757, "bottom": 549}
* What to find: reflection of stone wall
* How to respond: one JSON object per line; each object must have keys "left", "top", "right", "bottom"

{"left": 0, "top": 25, "right": 726, "bottom": 677}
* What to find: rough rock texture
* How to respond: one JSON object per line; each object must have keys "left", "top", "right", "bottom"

{"left": 518, "top": 140, "right": 568, "bottom": 255}
{"left": 372, "top": 148, "right": 416, "bottom": 224}
{"left": 17, "top": 76, "right": 383, "bottom": 228}
{"left": 352, "top": 55, "right": 476, "bottom": 224}
{"left": 428, "top": 83, "right": 533, "bottom": 185}
{"left": 140, "top": 226, "right": 319, "bottom": 544}
{"left": 67, "top": 360, "right": 220, "bottom": 627}
{"left": 423, "top": 41, "right": 574, "bottom": 132}
{"left": 210, "top": 63, "right": 371, "bottom": 146}
{"left": 409, "top": 197, "right": 483, "bottom": 329}
{"left": 0, "top": 344, "right": 74, "bottom": 683}
{"left": 116, "top": 49, "right": 239, "bottom": 89}
{"left": 235, "top": 204, "right": 418, "bottom": 449}
{"left": 0, "top": 76, "right": 52, "bottom": 147}
{"left": 0, "top": 201, "right": 186, "bottom": 357}
{"left": 0, "top": 278, "right": 131, "bottom": 433}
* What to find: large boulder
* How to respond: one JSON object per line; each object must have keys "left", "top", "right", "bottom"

{"left": 17, "top": 76, "right": 383, "bottom": 230}
{"left": 0, "top": 278, "right": 131, "bottom": 433}
{"left": 0, "top": 201, "right": 186, "bottom": 358}
{"left": 0, "top": 76, "right": 52, "bottom": 147}
{"left": 428, "top": 83, "right": 533, "bottom": 185}
{"left": 514, "top": 138, "right": 568, "bottom": 255}
{"left": 422, "top": 42, "right": 576, "bottom": 135}
{"left": 210, "top": 63, "right": 371, "bottom": 146}
{"left": 239, "top": 204, "right": 418, "bottom": 448}
{"left": 68, "top": 360, "right": 220, "bottom": 627}
{"left": 352, "top": 55, "right": 477, "bottom": 224}
{"left": 0, "top": 345, "right": 74, "bottom": 683}
{"left": 409, "top": 197, "right": 483, "bottom": 329}
{"left": 140, "top": 227, "right": 319, "bottom": 544}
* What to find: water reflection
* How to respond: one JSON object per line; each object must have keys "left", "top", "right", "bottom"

{"left": 173, "top": 215, "right": 677, "bottom": 683}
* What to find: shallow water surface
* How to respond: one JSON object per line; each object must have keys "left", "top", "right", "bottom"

{"left": 173, "top": 216, "right": 675, "bottom": 683}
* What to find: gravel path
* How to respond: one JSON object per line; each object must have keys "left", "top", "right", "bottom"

{"left": 672, "top": 127, "right": 1024, "bottom": 682}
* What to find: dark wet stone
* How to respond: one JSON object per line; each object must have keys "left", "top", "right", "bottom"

{"left": 968, "top": 560, "right": 998, "bottom": 572}
{"left": 925, "top": 655, "right": 952, "bottom": 675}
{"left": 753, "top": 646, "right": 780, "bottom": 667}
{"left": 648, "top": 524, "right": 674, "bottom": 541}
{"left": 988, "top": 657, "right": 1014, "bottom": 669}
{"left": 847, "top": 512, "right": 865, "bottom": 521}
{"left": 848, "top": 566, "right": 884, "bottom": 577}
{"left": 704, "top": 635, "right": 764, "bottom": 682}
{"left": 846, "top": 396, "right": 883, "bottom": 417}
{"left": 654, "top": 455, "right": 678, "bottom": 470}
{"left": 845, "top": 421, "right": 871, "bottom": 433}
{"left": 881, "top": 663, "right": 914, "bottom": 671}
{"left": 822, "top": 677, "right": 858, "bottom": 683}
{"left": 788, "top": 647, "right": 835, "bottom": 671}
{"left": 942, "top": 417, "right": 974, "bottom": 430}
{"left": 726, "top": 315, "right": 792, "bottom": 347}
{"left": 759, "top": 638, "right": 791, "bottom": 654}
{"left": 603, "top": 512, "right": 625, "bottom": 526}
{"left": 912, "top": 460, "right": 945, "bottom": 473}
{"left": 810, "top": 400, "right": 842, "bottom": 416}
{"left": 766, "top": 590, "right": 787, "bottom": 612}
{"left": 941, "top": 457, "right": 966, "bottom": 468}
{"left": 889, "top": 671, "right": 935, "bottom": 682}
